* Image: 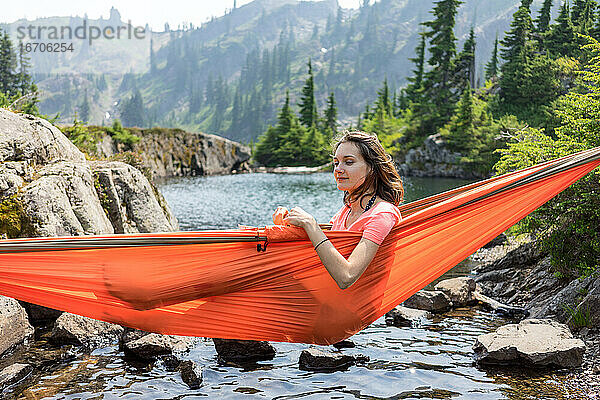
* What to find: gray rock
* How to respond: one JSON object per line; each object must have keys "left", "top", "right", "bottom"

{"left": 298, "top": 348, "right": 369, "bottom": 372}
{"left": 396, "top": 133, "right": 489, "bottom": 179}
{"left": 94, "top": 128, "right": 251, "bottom": 179}
{"left": 50, "top": 313, "right": 124, "bottom": 349}
{"left": 123, "top": 333, "right": 193, "bottom": 360}
{"left": 473, "top": 319, "right": 586, "bottom": 368}
{"left": 0, "top": 363, "right": 32, "bottom": 389}
{"left": 120, "top": 327, "right": 151, "bottom": 345}
{"left": 212, "top": 339, "right": 276, "bottom": 363}
{"left": 385, "top": 305, "right": 431, "bottom": 327}
{"left": 90, "top": 161, "right": 178, "bottom": 233}
{"left": 0, "top": 109, "right": 85, "bottom": 164}
{"left": 179, "top": 360, "right": 203, "bottom": 389}
{"left": 160, "top": 354, "right": 182, "bottom": 371}
{"left": 434, "top": 277, "right": 477, "bottom": 306}
{"left": 0, "top": 162, "right": 29, "bottom": 197}
{"left": 20, "top": 162, "right": 114, "bottom": 237}
{"left": 403, "top": 290, "right": 453, "bottom": 312}
{"left": 18, "top": 302, "right": 62, "bottom": 326}
{"left": 0, "top": 296, "right": 34, "bottom": 357}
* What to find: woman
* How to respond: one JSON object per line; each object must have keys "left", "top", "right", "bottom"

{"left": 273, "top": 131, "right": 404, "bottom": 290}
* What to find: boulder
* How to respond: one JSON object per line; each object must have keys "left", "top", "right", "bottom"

{"left": 20, "top": 162, "right": 114, "bottom": 237}
{"left": 385, "top": 305, "right": 431, "bottom": 327}
{"left": 18, "top": 302, "right": 62, "bottom": 326}
{"left": 90, "top": 161, "right": 178, "bottom": 233}
{"left": 403, "top": 290, "right": 452, "bottom": 312}
{"left": 212, "top": 339, "right": 276, "bottom": 363}
{"left": 434, "top": 277, "right": 477, "bottom": 306}
{"left": 0, "top": 363, "right": 32, "bottom": 389}
{"left": 0, "top": 109, "right": 85, "bottom": 164}
{"left": 0, "top": 296, "right": 34, "bottom": 357}
{"left": 0, "top": 162, "right": 29, "bottom": 197}
{"left": 123, "top": 333, "right": 193, "bottom": 360}
{"left": 179, "top": 360, "right": 203, "bottom": 389}
{"left": 473, "top": 319, "right": 586, "bottom": 368}
{"left": 50, "top": 313, "right": 124, "bottom": 349}
{"left": 298, "top": 348, "right": 369, "bottom": 372}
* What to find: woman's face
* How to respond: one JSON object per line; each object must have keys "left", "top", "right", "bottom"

{"left": 333, "top": 141, "right": 370, "bottom": 193}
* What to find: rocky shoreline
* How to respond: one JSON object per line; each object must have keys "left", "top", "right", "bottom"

{"left": 0, "top": 109, "right": 598, "bottom": 397}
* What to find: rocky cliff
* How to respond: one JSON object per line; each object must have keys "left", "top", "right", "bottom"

{"left": 94, "top": 127, "right": 251, "bottom": 180}
{"left": 395, "top": 133, "right": 490, "bottom": 180}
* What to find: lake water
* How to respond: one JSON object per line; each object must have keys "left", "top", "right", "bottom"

{"left": 9, "top": 173, "right": 585, "bottom": 399}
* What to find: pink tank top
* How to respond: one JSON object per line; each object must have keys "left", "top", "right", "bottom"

{"left": 329, "top": 201, "right": 402, "bottom": 245}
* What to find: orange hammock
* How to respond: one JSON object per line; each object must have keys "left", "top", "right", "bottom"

{"left": 1, "top": 148, "right": 599, "bottom": 345}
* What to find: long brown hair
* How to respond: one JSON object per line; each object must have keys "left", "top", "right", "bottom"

{"left": 333, "top": 130, "right": 404, "bottom": 207}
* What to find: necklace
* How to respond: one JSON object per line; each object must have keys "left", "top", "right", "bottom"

{"left": 363, "top": 193, "right": 378, "bottom": 212}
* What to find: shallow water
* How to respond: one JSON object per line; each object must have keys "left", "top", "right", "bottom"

{"left": 4, "top": 173, "right": 588, "bottom": 399}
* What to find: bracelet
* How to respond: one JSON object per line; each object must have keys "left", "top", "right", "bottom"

{"left": 314, "top": 238, "right": 329, "bottom": 251}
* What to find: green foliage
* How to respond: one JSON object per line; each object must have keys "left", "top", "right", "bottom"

{"left": 61, "top": 118, "right": 99, "bottom": 156}
{"left": 562, "top": 304, "right": 592, "bottom": 329}
{"left": 494, "top": 36, "right": 600, "bottom": 278}
{"left": 0, "top": 194, "right": 27, "bottom": 238}
{"left": 298, "top": 59, "right": 319, "bottom": 129}
{"left": 108, "top": 120, "right": 141, "bottom": 147}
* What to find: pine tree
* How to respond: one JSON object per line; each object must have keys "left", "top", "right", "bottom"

{"left": 453, "top": 27, "right": 476, "bottom": 89}
{"left": 571, "top": 0, "right": 597, "bottom": 33}
{"left": 80, "top": 89, "right": 90, "bottom": 123}
{"left": 298, "top": 59, "right": 319, "bottom": 129}
{"left": 421, "top": 0, "right": 464, "bottom": 130}
{"left": 405, "top": 32, "right": 426, "bottom": 103}
{"left": 441, "top": 83, "right": 475, "bottom": 153}
{"left": 374, "top": 79, "right": 392, "bottom": 116}
{"left": 324, "top": 91, "right": 338, "bottom": 139}
{"left": 485, "top": 35, "right": 499, "bottom": 80}
{"left": 546, "top": 1, "right": 578, "bottom": 58}
{"left": 535, "top": 0, "right": 554, "bottom": 32}
{"left": 0, "top": 29, "right": 16, "bottom": 96}
{"left": 150, "top": 38, "right": 157, "bottom": 74}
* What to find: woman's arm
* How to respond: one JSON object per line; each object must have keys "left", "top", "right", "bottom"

{"left": 284, "top": 207, "right": 379, "bottom": 290}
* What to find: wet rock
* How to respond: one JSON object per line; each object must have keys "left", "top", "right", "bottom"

{"left": 403, "top": 290, "right": 452, "bottom": 313}
{"left": 0, "top": 296, "right": 34, "bottom": 357}
{"left": 0, "top": 363, "right": 32, "bottom": 389}
{"left": 18, "top": 302, "right": 62, "bottom": 326}
{"left": 385, "top": 305, "right": 431, "bottom": 327}
{"left": 50, "top": 313, "right": 124, "bottom": 349}
{"left": 123, "top": 333, "right": 193, "bottom": 360}
{"left": 332, "top": 340, "right": 355, "bottom": 349}
{"left": 212, "top": 339, "right": 276, "bottom": 363}
{"left": 120, "top": 328, "right": 151, "bottom": 345}
{"left": 473, "top": 319, "right": 585, "bottom": 368}
{"left": 0, "top": 108, "right": 85, "bottom": 164}
{"left": 179, "top": 360, "right": 203, "bottom": 389}
{"left": 90, "top": 161, "right": 178, "bottom": 233}
{"left": 160, "top": 354, "right": 182, "bottom": 372}
{"left": 298, "top": 348, "right": 369, "bottom": 372}
{"left": 434, "top": 277, "right": 477, "bottom": 306}
{"left": 474, "top": 291, "right": 528, "bottom": 318}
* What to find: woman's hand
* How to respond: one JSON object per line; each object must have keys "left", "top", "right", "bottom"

{"left": 272, "top": 206, "right": 289, "bottom": 225}
{"left": 284, "top": 207, "right": 317, "bottom": 230}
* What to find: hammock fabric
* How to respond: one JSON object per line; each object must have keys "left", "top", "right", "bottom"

{"left": 1, "top": 148, "right": 599, "bottom": 345}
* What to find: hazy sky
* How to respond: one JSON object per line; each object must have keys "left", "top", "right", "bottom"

{"left": 3, "top": 0, "right": 361, "bottom": 31}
